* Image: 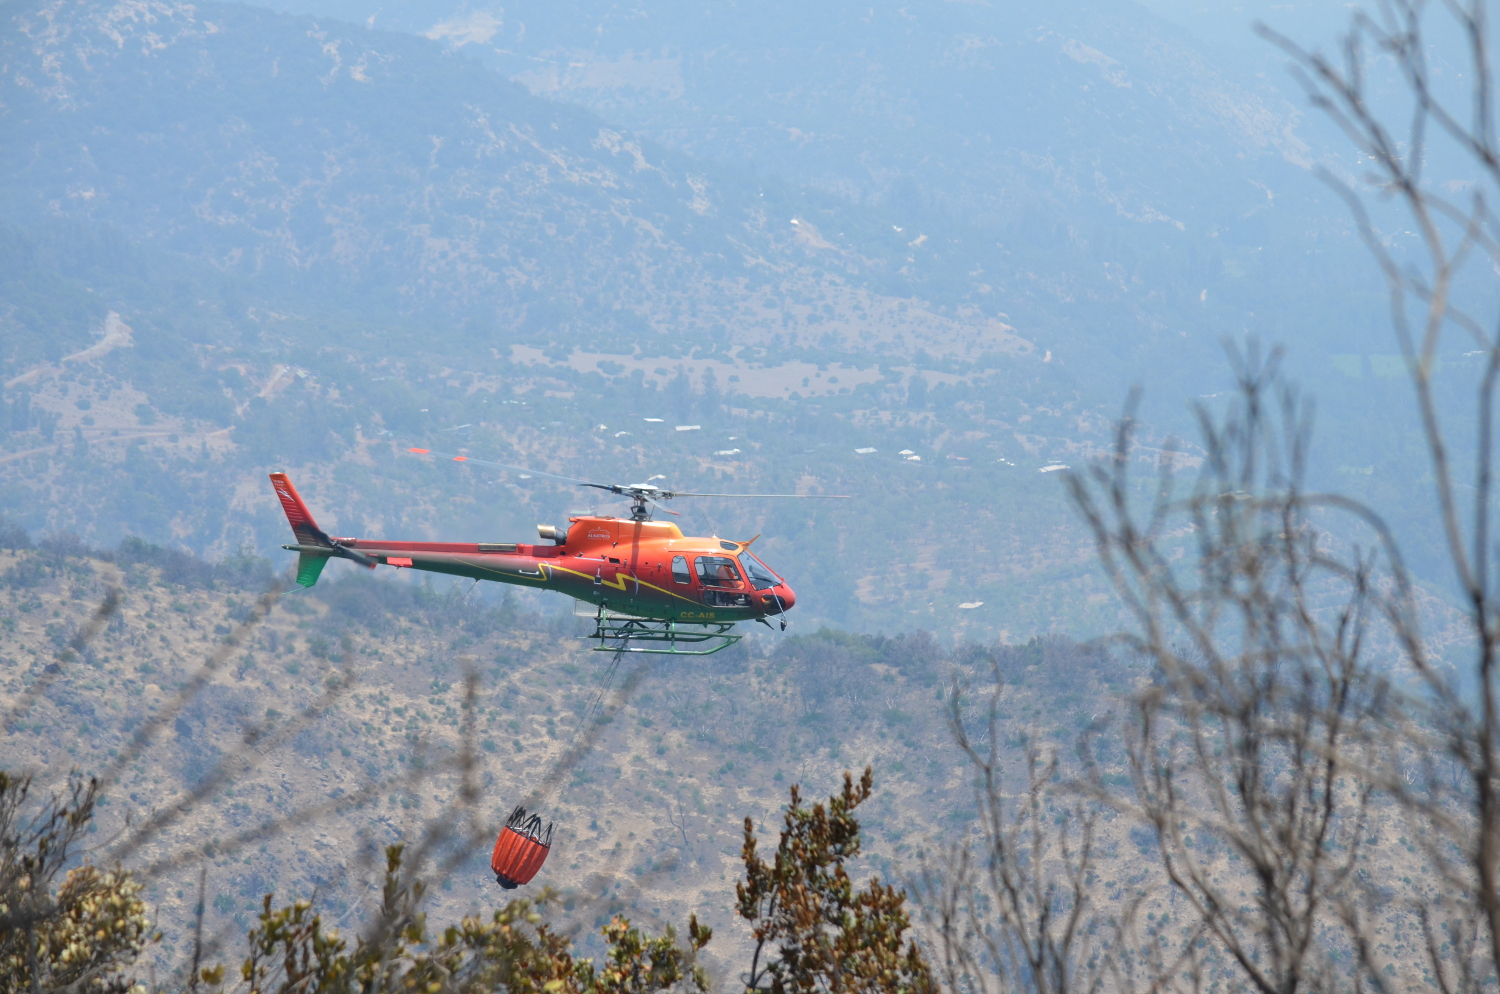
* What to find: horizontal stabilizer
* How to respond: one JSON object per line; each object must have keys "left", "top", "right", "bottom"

{"left": 296, "top": 553, "right": 328, "bottom": 588}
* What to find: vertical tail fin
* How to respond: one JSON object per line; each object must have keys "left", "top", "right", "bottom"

{"left": 270, "top": 472, "right": 376, "bottom": 584}
{"left": 269, "top": 472, "right": 332, "bottom": 548}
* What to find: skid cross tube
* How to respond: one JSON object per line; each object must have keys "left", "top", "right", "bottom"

{"left": 585, "top": 606, "right": 742, "bottom": 656}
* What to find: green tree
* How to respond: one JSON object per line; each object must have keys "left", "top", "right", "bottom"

{"left": 736, "top": 767, "right": 934, "bottom": 994}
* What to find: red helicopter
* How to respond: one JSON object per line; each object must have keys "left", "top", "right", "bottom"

{"left": 269, "top": 456, "right": 847, "bottom": 655}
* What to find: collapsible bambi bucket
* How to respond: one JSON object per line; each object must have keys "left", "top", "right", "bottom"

{"left": 491, "top": 805, "right": 554, "bottom": 889}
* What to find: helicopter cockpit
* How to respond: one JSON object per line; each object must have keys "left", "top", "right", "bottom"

{"left": 695, "top": 555, "right": 742, "bottom": 587}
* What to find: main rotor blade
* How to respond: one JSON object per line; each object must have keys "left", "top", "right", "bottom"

{"left": 665, "top": 492, "right": 853, "bottom": 499}
{"left": 645, "top": 496, "right": 682, "bottom": 516}
{"left": 404, "top": 446, "right": 853, "bottom": 502}
{"left": 405, "top": 447, "right": 597, "bottom": 487}
{"left": 577, "top": 482, "right": 682, "bottom": 515}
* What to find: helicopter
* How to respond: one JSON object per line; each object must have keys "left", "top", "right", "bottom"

{"left": 269, "top": 458, "right": 848, "bottom": 655}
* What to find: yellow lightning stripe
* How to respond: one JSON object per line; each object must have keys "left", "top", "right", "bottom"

{"left": 544, "top": 563, "right": 703, "bottom": 606}
{"left": 439, "top": 556, "right": 713, "bottom": 611}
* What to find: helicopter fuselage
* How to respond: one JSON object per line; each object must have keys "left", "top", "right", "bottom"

{"left": 288, "top": 515, "right": 797, "bottom": 624}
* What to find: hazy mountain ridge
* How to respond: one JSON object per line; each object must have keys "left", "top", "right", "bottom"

{"left": 254, "top": 0, "right": 1382, "bottom": 395}
{"left": 1, "top": 0, "right": 1048, "bottom": 370}
{"left": 296, "top": 0, "right": 1317, "bottom": 221}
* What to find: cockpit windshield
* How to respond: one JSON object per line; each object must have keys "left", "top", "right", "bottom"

{"left": 741, "top": 553, "right": 781, "bottom": 591}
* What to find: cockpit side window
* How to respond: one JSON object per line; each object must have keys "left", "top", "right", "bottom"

{"left": 742, "top": 554, "right": 781, "bottom": 591}
{"left": 671, "top": 555, "right": 691, "bottom": 584}
{"left": 694, "top": 555, "right": 742, "bottom": 587}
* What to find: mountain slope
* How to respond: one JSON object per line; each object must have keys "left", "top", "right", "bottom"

{"left": 0, "top": 0, "right": 1040, "bottom": 366}
{"left": 234, "top": 0, "right": 1389, "bottom": 392}
{"left": 0, "top": 0, "right": 1458, "bottom": 637}
{"left": 0, "top": 539, "right": 1447, "bottom": 988}
{"left": 0, "top": 540, "right": 1134, "bottom": 979}
{"left": 2, "top": 0, "right": 1143, "bottom": 639}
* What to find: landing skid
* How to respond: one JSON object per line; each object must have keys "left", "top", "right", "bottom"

{"left": 583, "top": 609, "right": 742, "bottom": 656}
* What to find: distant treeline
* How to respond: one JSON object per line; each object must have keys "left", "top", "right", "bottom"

{"left": 0, "top": 517, "right": 274, "bottom": 591}
{"left": 0, "top": 518, "right": 569, "bottom": 642}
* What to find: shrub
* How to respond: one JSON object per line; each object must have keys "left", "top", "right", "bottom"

{"left": 0, "top": 772, "right": 155, "bottom": 994}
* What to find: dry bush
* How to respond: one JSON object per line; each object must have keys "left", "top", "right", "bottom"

{"left": 915, "top": 674, "right": 1111, "bottom": 994}
{"left": 0, "top": 772, "right": 155, "bottom": 994}
{"left": 237, "top": 844, "right": 710, "bottom": 994}
{"left": 1066, "top": 349, "right": 1405, "bottom": 994}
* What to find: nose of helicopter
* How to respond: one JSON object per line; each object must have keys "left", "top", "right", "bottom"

{"left": 775, "top": 584, "right": 796, "bottom": 613}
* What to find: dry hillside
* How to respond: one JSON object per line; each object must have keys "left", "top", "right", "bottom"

{"left": 0, "top": 543, "right": 1444, "bottom": 987}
